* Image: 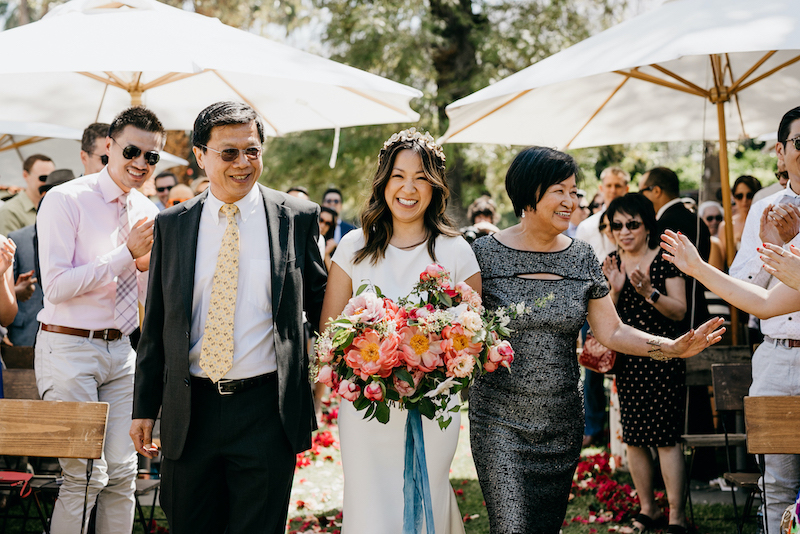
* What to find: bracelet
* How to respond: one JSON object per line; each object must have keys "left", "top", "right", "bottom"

{"left": 647, "top": 337, "right": 670, "bottom": 361}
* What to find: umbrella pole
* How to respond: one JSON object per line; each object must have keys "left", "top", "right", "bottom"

{"left": 717, "top": 100, "right": 739, "bottom": 344}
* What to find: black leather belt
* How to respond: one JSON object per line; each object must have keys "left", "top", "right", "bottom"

{"left": 191, "top": 372, "right": 276, "bottom": 396}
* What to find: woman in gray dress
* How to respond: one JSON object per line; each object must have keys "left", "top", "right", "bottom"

{"left": 469, "top": 146, "right": 725, "bottom": 534}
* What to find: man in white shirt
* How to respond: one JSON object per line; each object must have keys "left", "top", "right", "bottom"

{"left": 730, "top": 106, "right": 800, "bottom": 534}
{"left": 35, "top": 107, "right": 162, "bottom": 534}
{"left": 575, "top": 166, "right": 629, "bottom": 446}
{"left": 131, "top": 102, "right": 326, "bottom": 534}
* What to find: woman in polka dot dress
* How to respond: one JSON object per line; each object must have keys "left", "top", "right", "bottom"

{"left": 601, "top": 193, "right": 689, "bottom": 534}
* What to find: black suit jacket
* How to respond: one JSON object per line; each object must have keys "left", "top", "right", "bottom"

{"left": 657, "top": 202, "right": 711, "bottom": 329}
{"left": 133, "top": 185, "right": 327, "bottom": 459}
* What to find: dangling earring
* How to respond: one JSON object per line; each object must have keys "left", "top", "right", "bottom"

{"left": 521, "top": 210, "right": 526, "bottom": 218}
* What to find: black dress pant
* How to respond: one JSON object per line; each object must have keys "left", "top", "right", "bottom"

{"left": 160, "top": 376, "right": 295, "bottom": 534}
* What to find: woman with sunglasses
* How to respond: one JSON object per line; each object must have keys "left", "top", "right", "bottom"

{"left": 719, "top": 175, "right": 762, "bottom": 261}
{"left": 468, "top": 150, "right": 723, "bottom": 534}
{"left": 601, "top": 193, "right": 691, "bottom": 534}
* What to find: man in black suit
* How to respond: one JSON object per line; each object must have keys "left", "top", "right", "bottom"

{"left": 322, "top": 186, "right": 356, "bottom": 243}
{"left": 639, "top": 167, "right": 710, "bottom": 329}
{"left": 130, "top": 102, "right": 327, "bottom": 534}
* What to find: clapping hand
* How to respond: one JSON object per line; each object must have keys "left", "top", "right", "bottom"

{"left": 0, "top": 237, "right": 15, "bottom": 275}
{"left": 768, "top": 203, "right": 800, "bottom": 244}
{"left": 660, "top": 230, "right": 705, "bottom": 277}
{"left": 14, "top": 270, "right": 36, "bottom": 302}
{"left": 663, "top": 317, "right": 726, "bottom": 359}
{"left": 629, "top": 267, "right": 652, "bottom": 298}
{"left": 602, "top": 256, "right": 626, "bottom": 294}
{"left": 758, "top": 242, "right": 800, "bottom": 291}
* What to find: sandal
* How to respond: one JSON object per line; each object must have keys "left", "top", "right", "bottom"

{"left": 632, "top": 513, "right": 665, "bottom": 533}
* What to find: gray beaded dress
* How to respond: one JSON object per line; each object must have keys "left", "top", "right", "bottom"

{"left": 469, "top": 236, "right": 609, "bottom": 534}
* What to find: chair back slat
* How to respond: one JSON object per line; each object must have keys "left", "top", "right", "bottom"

{"left": 685, "top": 346, "right": 751, "bottom": 386}
{"left": 744, "top": 396, "right": 800, "bottom": 455}
{"left": 711, "top": 363, "right": 752, "bottom": 412}
{"left": 0, "top": 399, "right": 108, "bottom": 459}
{"left": 2, "top": 369, "right": 40, "bottom": 400}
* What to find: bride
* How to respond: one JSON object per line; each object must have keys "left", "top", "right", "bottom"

{"left": 319, "top": 129, "right": 480, "bottom": 534}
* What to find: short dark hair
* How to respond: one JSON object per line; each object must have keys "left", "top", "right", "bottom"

{"left": 155, "top": 171, "right": 177, "bottom": 184}
{"left": 505, "top": 146, "right": 580, "bottom": 217}
{"left": 779, "top": 106, "right": 800, "bottom": 145}
{"left": 320, "top": 205, "right": 338, "bottom": 221}
{"left": 108, "top": 107, "right": 165, "bottom": 140}
{"left": 733, "top": 175, "right": 762, "bottom": 195}
{"left": 23, "top": 154, "right": 53, "bottom": 174}
{"left": 322, "top": 187, "right": 343, "bottom": 202}
{"left": 643, "top": 167, "right": 680, "bottom": 198}
{"left": 466, "top": 194, "right": 499, "bottom": 224}
{"left": 287, "top": 185, "right": 309, "bottom": 196}
{"left": 192, "top": 101, "right": 265, "bottom": 149}
{"left": 81, "top": 123, "right": 110, "bottom": 153}
{"left": 605, "top": 193, "right": 659, "bottom": 249}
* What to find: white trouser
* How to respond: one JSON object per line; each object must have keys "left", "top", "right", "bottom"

{"left": 750, "top": 340, "right": 800, "bottom": 534}
{"left": 34, "top": 329, "right": 138, "bottom": 534}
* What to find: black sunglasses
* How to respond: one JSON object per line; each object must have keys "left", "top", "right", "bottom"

{"left": 639, "top": 186, "right": 654, "bottom": 193}
{"left": 734, "top": 192, "right": 755, "bottom": 201}
{"left": 111, "top": 137, "right": 160, "bottom": 165}
{"left": 705, "top": 214, "right": 723, "bottom": 223}
{"left": 200, "top": 144, "right": 261, "bottom": 162}
{"left": 787, "top": 136, "right": 800, "bottom": 151}
{"left": 610, "top": 220, "right": 643, "bottom": 232}
{"left": 156, "top": 185, "right": 174, "bottom": 193}
{"left": 89, "top": 152, "right": 109, "bottom": 166}
{"left": 319, "top": 217, "right": 333, "bottom": 225}
{"left": 776, "top": 170, "right": 789, "bottom": 181}
{"left": 38, "top": 175, "right": 49, "bottom": 182}
{"left": 598, "top": 222, "right": 608, "bottom": 231}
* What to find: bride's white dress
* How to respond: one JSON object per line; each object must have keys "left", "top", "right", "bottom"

{"left": 332, "top": 231, "right": 479, "bottom": 534}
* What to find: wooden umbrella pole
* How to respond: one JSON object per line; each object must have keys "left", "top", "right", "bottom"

{"left": 716, "top": 98, "right": 739, "bottom": 344}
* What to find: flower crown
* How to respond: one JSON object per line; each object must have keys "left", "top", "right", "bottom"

{"left": 380, "top": 127, "right": 446, "bottom": 164}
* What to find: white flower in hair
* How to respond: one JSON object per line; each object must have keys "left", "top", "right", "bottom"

{"left": 381, "top": 127, "right": 446, "bottom": 163}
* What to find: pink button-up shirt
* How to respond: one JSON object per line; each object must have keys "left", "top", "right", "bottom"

{"left": 37, "top": 168, "right": 158, "bottom": 331}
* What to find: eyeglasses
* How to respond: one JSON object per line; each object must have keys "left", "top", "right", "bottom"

{"left": 156, "top": 185, "right": 174, "bottom": 193}
{"left": 319, "top": 217, "right": 333, "bottom": 225}
{"left": 776, "top": 170, "right": 789, "bottom": 181}
{"left": 639, "top": 186, "right": 654, "bottom": 193}
{"left": 323, "top": 198, "right": 341, "bottom": 205}
{"left": 734, "top": 191, "right": 755, "bottom": 201}
{"left": 200, "top": 145, "right": 261, "bottom": 162}
{"left": 786, "top": 136, "right": 800, "bottom": 151}
{"left": 89, "top": 152, "right": 109, "bottom": 166}
{"left": 38, "top": 175, "right": 49, "bottom": 183}
{"left": 168, "top": 197, "right": 191, "bottom": 206}
{"left": 598, "top": 222, "right": 608, "bottom": 232}
{"left": 610, "top": 220, "right": 643, "bottom": 232}
{"left": 111, "top": 137, "right": 160, "bottom": 165}
{"left": 704, "top": 214, "right": 723, "bottom": 223}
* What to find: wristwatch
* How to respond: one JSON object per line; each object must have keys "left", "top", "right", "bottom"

{"left": 648, "top": 289, "right": 661, "bottom": 304}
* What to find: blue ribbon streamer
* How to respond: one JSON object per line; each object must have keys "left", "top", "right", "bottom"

{"left": 402, "top": 408, "right": 436, "bottom": 534}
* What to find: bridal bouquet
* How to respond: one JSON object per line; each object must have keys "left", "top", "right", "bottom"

{"left": 313, "top": 263, "right": 531, "bottom": 429}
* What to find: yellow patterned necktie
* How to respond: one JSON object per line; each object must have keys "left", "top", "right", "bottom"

{"left": 199, "top": 203, "right": 240, "bottom": 383}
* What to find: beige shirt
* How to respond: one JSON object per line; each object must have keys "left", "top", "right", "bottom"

{"left": 0, "top": 192, "right": 36, "bottom": 237}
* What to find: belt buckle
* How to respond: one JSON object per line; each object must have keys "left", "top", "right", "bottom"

{"left": 216, "top": 379, "right": 235, "bottom": 396}
{"left": 101, "top": 329, "right": 111, "bottom": 341}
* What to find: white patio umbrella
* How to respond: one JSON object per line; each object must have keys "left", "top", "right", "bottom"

{"left": 442, "top": 0, "right": 800, "bottom": 270}
{"left": 0, "top": 0, "right": 421, "bottom": 139}
{"left": 0, "top": 121, "right": 188, "bottom": 186}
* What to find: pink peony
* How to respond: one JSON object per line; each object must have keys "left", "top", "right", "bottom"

{"left": 398, "top": 326, "right": 444, "bottom": 372}
{"left": 364, "top": 381, "right": 384, "bottom": 401}
{"left": 338, "top": 379, "right": 361, "bottom": 401}
{"left": 345, "top": 330, "right": 401, "bottom": 378}
{"left": 484, "top": 360, "right": 498, "bottom": 372}
{"left": 496, "top": 340, "right": 515, "bottom": 367}
{"left": 487, "top": 345, "right": 503, "bottom": 363}
{"left": 393, "top": 368, "right": 424, "bottom": 398}
{"left": 317, "top": 365, "right": 338, "bottom": 388}
{"left": 408, "top": 304, "right": 434, "bottom": 321}
{"left": 441, "top": 325, "right": 483, "bottom": 357}
{"left": 343, "top": 292, "right": 386, "bottom": 324}
{"left": 446, "top": 354, "right": 476, "bottom": 378}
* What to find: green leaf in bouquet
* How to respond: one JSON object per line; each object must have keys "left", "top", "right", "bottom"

{"left": 356, "top": 283, "right": 369, "bottom": 295}
{"left": 438, "top": 416, "right": 452, "bottom": 430}
{"left": 373, "top": 285, "right": 382, "bottom": 296}
{"left": 394, "top": 368, "right": 414, "bottom": 386}
{"left": 374, "top": 401, "right": 390, "bottom": 424}
{"left": 449, "top": 404, "right": 460, "bottom": 413}
{"left": 365, "top": 403, "right": 376, "bottom": 418}
{"left": 353, "top": 395, "right": 370, "bottom": 411}
{"left": 385, "top": 388, "right": 400, "bottom": 402}
{"left": 418, "top": 397, "right": 436, "bottom": 420}
{"left": 331, "top": 328, "right": 353, "bottom": 346}
{"left": 438, "top": 292, "right": 452, "bottom": 307}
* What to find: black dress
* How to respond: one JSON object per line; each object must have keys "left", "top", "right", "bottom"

{"left": 470, "top": 236, "right": 609, "bottom": 534}
{"left": 610, "top": 250, "right": 686, "bottom": 447}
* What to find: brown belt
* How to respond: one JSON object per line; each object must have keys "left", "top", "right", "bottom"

{"left": 41, "top": 324, "right": 124, "bottom": 341}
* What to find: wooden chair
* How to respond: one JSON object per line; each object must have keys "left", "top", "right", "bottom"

{"left": 0, "top": 399, "right": 108, "bottom": 534}
{"left": 710, "top": 363, "right": 754, "bottom": 534}
{"left": 743, "top": 396, "right": 800, "bottom": 534}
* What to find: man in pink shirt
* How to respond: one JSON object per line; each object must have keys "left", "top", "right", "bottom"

{"left": 35, "top": 107, "right": 163, "bottom": 534}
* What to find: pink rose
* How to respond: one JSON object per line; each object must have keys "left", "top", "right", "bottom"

{"left": 487, "top": 345, "right": 503, "bottom": 363}
{"left": 420, "top": 263, "right": 447, "bottom": 282}
{"left": 317, "top": 365, "right": 338, "bottom": 388}
{"left": 393, "top": 368, "right": 424, "bottom": 398}
{"left": 496, "top": 340, "right": 514, "bottom": 365}
{"left": 338, "top": 379, "right": 361, "bottom": 402}
{"left": 364, "top": 382, "right": 384, "bottom": 402}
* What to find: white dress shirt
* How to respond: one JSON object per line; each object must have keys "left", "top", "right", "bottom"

{"left": 656, "top": 197, "right": 684, "bottom": 220}
{"left": 188, "top": 186, "right": 277, "bottom": 379}
{"left": 575, "top": 209, "right": 616, "bottom": 262}
{"left": 37, "top": 168, "right": 158, "bottom": 330}
{"left": 730, "top": 183, "right": 800, "bottom": 340}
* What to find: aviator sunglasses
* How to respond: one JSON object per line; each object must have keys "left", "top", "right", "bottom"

{"left": 610, "top": 220, "right": 643, "bottom": 232}
{"left": 705, "top": 214, "right": 723, "bottom": 223}
{"left": 200, "top": 145, "right": 262, "bottom": 162}
{"left": 111, "top": 137, "right": 160, "bottom": 165}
